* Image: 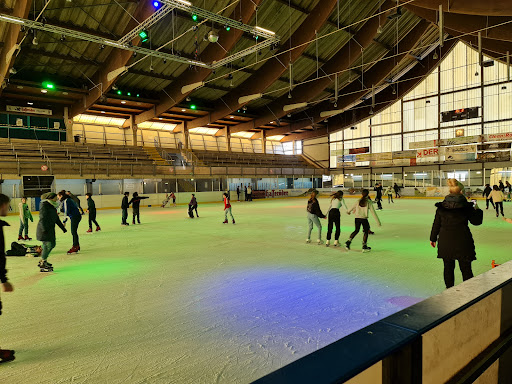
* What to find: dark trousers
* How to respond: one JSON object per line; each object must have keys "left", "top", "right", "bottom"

{"left": 71, "top": 215, "right": 81, "bottom": 247}
{"left": 326, "top": 209, "right": 341, "bottom": 241}
{"left": 349, "top": 218, "right": 370, "bottom": 244}
{"left": 188, "top": 205, "right": 198, "bottom": 217}
{"left": 88, "top": 212, "right": 99, "bottom": 229}
{"left": 133, "top": 207, "right": 140, "bottom": 223}
{"left": 122, "top": 208, "right": 128, "bottom": 224}
{"left": 244, "top": 192, "right": 248, "bottom": 201}
{"left": 495, "top": 201, "right": 504, "bottom": 216}
{"left": 443, "top": 259, "right": 473, "bottom": 288}
{"left": 486, "top": 197, "right": 495, "bottom": 209}
{"left": 376, "top": 197, "right": 383, "bottom": 209}
{"left": 395, "top": 191, "right": 401, "bottom": 198}
{"left": 388, "top": 194, "right": 394, "bottom": 203}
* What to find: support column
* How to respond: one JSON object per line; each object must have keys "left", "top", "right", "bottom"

{"left": 226, "top": 125, "right": 231, "bottom": 152}
{"left": 129, "top": 115, "right": 137, "bottom": 147}
{"left": 260, "top": 130, "right": 266, "bottom": 154}
{"left": 64, "top": 107, "right": 74, "bottom": 143}
{"left": 183, "top": 121, "right": 189, "bottom": 151}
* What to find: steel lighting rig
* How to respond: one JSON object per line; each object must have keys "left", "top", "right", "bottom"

{"left": 0, "top": 0, "right": 280, "bottom": 70}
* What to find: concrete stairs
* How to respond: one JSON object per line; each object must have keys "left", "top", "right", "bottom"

{"left": 144, "top": 146, "right": 168, "bottom": 166}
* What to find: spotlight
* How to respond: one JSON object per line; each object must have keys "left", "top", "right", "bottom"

{"left": 369, "top": 108, "right": 373, "bottom": 115}
{"left": 433, "top": 51, "right": 438, "bottom": 60}
{"left": 502, "top": 86, "right": 507, "bottom": 90}
{"left": 186, "top": 96, "right": 191, "bottom": 102}
{"left": 208, "top": 31, "right": 219, "bottom": 43}
{"left": 288, "top": 91, "right": 292, "bottom": 99}
{"left": 60, "top": 35, "right": 66, "bottom": 41}
{"left": 334, "top": 102, "right": 337, "bottom": 108}
{"left": 100, "top": 44, "right": 105, "bottom": 50}
{"left": 392, "top": 86, "right": 396, "bottom": 95}
{"left": 138, "top": 30, "right": 149, "bottom": 43}
{"left": 287, "top": 113, "right": 291, "bottom": 118}
{"left": 9, "top": 68, "right": 16, "bottom": 75}
{"left": 32, "top": 36, "right": 38, "bottom": 45}
{"left": 377, "top": 25, "right": 383, "bottom": 34}
{"left": 475, "top": 71, "right": 479, "bottom": 77}
{"left": 227, "top": 73, "right": 233, "bottom": 80}
{"left": 242, "top": 106, "right": 247, "bottom": 111}
{"left": 190, "top": 104, "right": 197, "bottom": 110}
{"left": 225, "top": 25, "right": 231, "bottom": 31}
{"left": 150, "top": 64, "right": 154, "bottom": 72}
{"left": 192, "top": 14, "right": 198, "bottom": 22}
{"left": 117, "top": 90, "right": 122, "bottom": 95}
{"left": 163, "top": 58, "right": 167, "bottom": 64}
{"left": 133, "top": 52, "right": 137, "bottom": 57}
{"left": 112, "top": 85, "right": 118, "bottom": 91}
{"left": 153, "top": 1, "right": 161, "bottom": 8}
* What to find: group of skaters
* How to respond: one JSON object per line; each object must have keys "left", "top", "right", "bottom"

{"left": 236, "top": 185, "right": 253, "bottom": 202}
{"left": 373, "top": 183, "right": 402, "bottom": 209}
{"left": 482, "top": 180, "right": 510, "bottom": 217}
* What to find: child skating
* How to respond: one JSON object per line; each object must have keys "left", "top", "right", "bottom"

{"left": 36, "top": 192, "right": 67, "bottom": 272}
{"left": 385, "top": 185, "right": 394, "bottom": 204}
{"left": 489, "top": 185, "right": 505, "bottom": 218}
{"left": 0, "top": 193, "right": 15, "bottom": 363}
{"left": 345, "top": 189, "right": 381, "bottom": 252}
{"left": 85, "top": 193, "right": 101, "bottom": 233}
{"left": 223, "top": 192, "right": 235, "bottom": 224}
{"left": 18, "top": 197, "right": 33, "bottom": 241}
{"left": 58, "top": 190, "right": 81, "bottom": 254}
{"left": 121, "top": 192, "right": 130, "bottom": 225}
{"left": 129, "top": 192, "right": 149, "bottom": 224}
{"left": 306, "top": 189, "right": 326, "bottom": 244}
{"left": 326, "top": 191, "right": 348, "bottom": 247}
{"left": 188, "top": 194, "right": 198, "bottom": 218}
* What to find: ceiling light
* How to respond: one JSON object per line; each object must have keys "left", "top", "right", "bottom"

{"left": 27, "top": 102, "right": 33, "bottom": 105}
{"left": 255, "top": 26, "right": 275, "bottom": 35}
{"left": 181, "top": 109, "right": 186, "bottom": 112}
{"left": 101, "top": 111, "right": 105, "bottom": 114}
{"left": 433, "top": 51, "right": 438, "bottom": 60}
{"left": 208, "top": 31, "right": 219, "bottom": 43}
{"left": 121, "top": 101, "right": 126, "bottom": 104}
{"left": 139, "top": 30, "right": 149, "bottom": 43}
{"left": 32, "top": 36, "right": 38, "bottom": 45}
{"left": 9, "top": 68, "right": 16, "bottom": 74}
{"left": 377, "top": 25, "right": 383, "bottom": 34}
{"left": 186, "top": 96, "right": 191, "bottom": 102}
{"left": 41, "top": 89, "right": 48, "bottom": 93}
{"left": 190, "top": 104, "right": 197, "bottom": 110}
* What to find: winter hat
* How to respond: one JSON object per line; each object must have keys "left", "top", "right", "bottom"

{"left": 42, "top": 192, "right": 57, "bottom": 200}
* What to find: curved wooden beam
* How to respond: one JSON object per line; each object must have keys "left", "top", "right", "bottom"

{"left": 406, "top": 4, "right": 512, "bottom": 42}
{"left": 185, "top": 0, "right": 340, "bottom": 130}
{"left": 133, "top": 0, "right": 262, "bottom": 125}
{"left": 445, "top": 28, "right": 512, "bottom": 56}
{"left": 400, "top": 0, "right": 512, "bottom": 16}
{"left": 231, "top": 1, "right": 397, "bottom": 134}
{"left": 0, "top": 0, "right": 32, "bottom": 97}
{"left": 280, "top": 39, "right": 457, "bottom": 142}
{"left": 70, "top": 2, "right": 161, "bottom": 116}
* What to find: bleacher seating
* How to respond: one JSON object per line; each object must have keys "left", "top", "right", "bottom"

{"left": 193, "top": 150, "right": 309, "bottom": 168}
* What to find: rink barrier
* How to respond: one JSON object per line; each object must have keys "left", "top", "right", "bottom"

{"left": 253, "top": 260, "right": 512, "bottom": 384}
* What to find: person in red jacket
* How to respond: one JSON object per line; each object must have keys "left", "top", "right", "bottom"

{"left": 222, "top": 192, "right": 235, "bottom": 224}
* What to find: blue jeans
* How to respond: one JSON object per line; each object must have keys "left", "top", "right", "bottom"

{"left": 307, "top": 213, "right": 322, "bottom": 240}
{"left": 18, "top": 218, "right": 29, "bottom": 237}
{"left": 42, "top": 241, "right": 56, "bottom": 261}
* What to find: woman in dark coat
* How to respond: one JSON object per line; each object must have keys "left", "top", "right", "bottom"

{"left": 430, "top": 179, "right": 483, "bottom": 289}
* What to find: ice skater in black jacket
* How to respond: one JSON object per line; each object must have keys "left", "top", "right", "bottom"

{"left": 482, "top": 184, "right": 494, "bottom": 210}
{"left": 430, "top": 179, "right": 483, "bottom": 289}
{"left": 121, "top": 192, "right": 130, "bottom": 226}
{"left": 0, "top": 193, "right": 15, "bottom": 363}
{"left": 129, "top": 192, "right": 149, "bottom": 224}
{"left": 306, "top": 189, "right": 327, "bottom": 244}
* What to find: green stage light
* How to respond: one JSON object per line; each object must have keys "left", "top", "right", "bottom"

{"left": 192, "top": 14, "right": 198, "bottom": 22}
{"left": 127, "top": 92, "right": 131, "bottom": 96}
{"left": 42, "top": 81, "right": 55, "bottom": 89}
{"left": 190, "top": 104, "right": 197, "bottom": 110}
{"left": 117, "top": 90, "right": 122, "bottom": 95}
{"left": 139, "top": 30, "right": 149, "bottom": 43}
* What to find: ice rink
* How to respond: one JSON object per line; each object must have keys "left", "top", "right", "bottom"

{"left": 0, "top": 196, "right": 508, "bottom": 383}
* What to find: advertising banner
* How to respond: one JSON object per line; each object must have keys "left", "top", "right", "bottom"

{"left": 444, "top": 153, "right": 477, "bottom": 162}
{"left": 356, "top": 153, "right": 372, "bottom": 162}
{"left": 426, "top": 187, "right": 450, "bottom": 197}
{"left": 409, "top": 139, "right": 438, "bottom": 149}
{"left": 416, "top": 147, "right": 440, "bottom": 158}
{"left": 349, "top": 147, "right": 370, "bottom": 154}
{"left": 444, "top": 144, "right": 477, "bottom": 155}
{"left": 393, "top": 158, "right": 417, "bottom": 166}
{"left": 439, "top": 135, "right": 482, "bottom": 146}
{"left": 486, "top": 132, "right": 512, "bottom": 142}
{"left": 6, "top": 105, "right": 52, "bottom": 115}
{"left": 370, "top": 160, "right": 394, "bottom": 167}
{"left": 477, "top": 152, "right": 511, "bottom": 161}
{"left": 337, "top": 154, "right": 356, "bottom": 164}
{"left": 265, "top": 189, "right": 290, "bottom": 198}
{"left": 479, "top": 142, "right": 512, "bottom": 151}
{"left": 392, "top": 150, "right": 417, "bottom": 159}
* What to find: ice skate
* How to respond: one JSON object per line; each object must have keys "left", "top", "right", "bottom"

{"left": 96, "top": 226, "right": 101, "bottom": 232}
{"left": 86, "top": 228, "right": 93, "bottom": 233}
{"left": 334, "top": 240, "right": 339, "bottom": 247}
{"left": 325, "top": 240, "right": 330, "bottom": 247}
{"left": 38, "top": 260, "right": 53, "bottom": 272}
{"left": 222, "top": 220, "right": 228, "bottom": 224}
{"left": 18, "top": 235, "right": 23, "bottom": 241}
{"left": 232, "top": 220, "right": 235, "bottom": 224}
{"left": 0, "top": 349, "right": 15, "bottom": 363}
{"left": 362, "top": 245, "right": 372, "bottom": 253}
{"left": 24, "top": 235, "right": 31, "bottom": 241}
{"left": 345, "top": 240, "right": 351, "bottom": 250}
{"left": 306, "top": 239, "right": 311, "bottom": 244}
{"left": 368, "top": 230, "right": 375, "bottom": 235}
{"left": 67, "top": 246, "right": 79, "bottom": 254}
{"left": 317, "top": 239, "right": 324, "bottom": 245}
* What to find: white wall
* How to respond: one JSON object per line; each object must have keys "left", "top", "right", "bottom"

{"left": 303, "top": 136, "right": 329, "bottom": 167}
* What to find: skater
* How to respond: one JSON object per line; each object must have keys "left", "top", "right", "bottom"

{"left": 430, "top": 179, "right": 483, "bottom": 289}
{"left": 244, "top": 186, "right": 248, "bottom": 201}
{"left": 18, "top": 197, "right": 33, "bottom": 241}
{"left": 171, "top": 192, "right": 176, "bottom": 207}
{"left": 306, "top": 189, "right": 326, "bottom": 244}
{"left": 499, "top": 180, "right": 505, "bottom": 192}
{"left": 374, "top": 183, "right": 383, "bottom": 210}
{"left": 507, "top": 181, "right": 512, "bottom": 201}
{"left": 188, "top": 194, "right": 198, "bottom": 218}
{"left": 6, "top": 242, "right": 42, "bottom": 257}
{"left": 385, "top": 185, "right": 394, "bottom": 204}
{"left": 129, "top": 192, "right": 149, "bottom": 224}
{"left": 489, "top": 185, "right": 505, "bottom": 218}
{"left": 223, "top": 192, "right": 235, "bottom": 224}
{"left": 37, "top": 192, "right": 67, "bottom": 272}
{"left": 393, "top": 183, "right": 401, "bottom": 198}
{"left": 247, "top": 185, "right": 252, "bottom": 202}
{"left": 121, "top": 192, "right": 130, "bottom": 226}
{"left": 345, "top": 189, "right": 381, "bottom": 252}
{"left": 66, "top": 191, "right": 84, "bottom": 215}
{"left": 58, "top": 190, "right": 81, "bottom": 254}
{"left": 85, "top": 193, "right": 100, "bottom": 233}
{"left": 237, "top": 186, "right": 240, "bottom": 202}
{"left": 483, "top": 184, "right": 495, "bottom": 210}
{"left": 326, "top": 191, "right": 348, "bottom": 247}
{"left": 0, "top": 193, "right": 15, "bottom": 363}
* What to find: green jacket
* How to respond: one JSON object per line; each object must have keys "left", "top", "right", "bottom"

{"left": 19, "top": 202, "right": 33, "bottom": 222}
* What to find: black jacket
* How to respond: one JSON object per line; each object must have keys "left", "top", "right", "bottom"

{"left": 430, "top": 194, "right": 483, "bottom": 261}
{"left": 393, "top": 184, "right": 401, "bottom": 193}
{"left": 37, "top": 200, "right": 66, "bottom": 242}
{"left": 307, "top": 198, "right": 326, "bottom": 218}
{"left": 122, "top": 196, "right": 129, "bottom": 209}
{"left": 374, "top": 186, "right": 383, "bottom": 198}
{"left": 68, "top": 193, "right": 82, "bottom": 208}
{"left": 129, "top": 196, "right": 149, "bottom": 209}
{"left": 483, "top": 186, "right": 492, "bottom": 198}
{"left": 0, "top": 220, "right": 9, "bottom": 283}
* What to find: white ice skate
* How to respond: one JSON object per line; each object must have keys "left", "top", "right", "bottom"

{"left": 317, "top": 239, "right": 324, "bottom": 245}
{"left": 306, "top": 239, "right": 311, "bottom": 244}
{"left": 325, "top": 240, "right": 330, "bottom": 247}
{"left": 334, "top": 240, "right": 339, "bottom": 247}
